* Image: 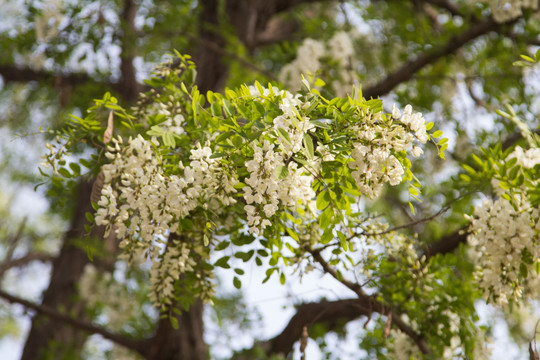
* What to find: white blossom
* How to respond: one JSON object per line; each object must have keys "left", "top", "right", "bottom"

{"left": 467, "top": 195, "right": 540, "bottom": 304}
{"left": 510, "top": 146, "right": 540, "bottom": 169}
{"left": 348, "top": 104, "right": 428, "bottom": 198}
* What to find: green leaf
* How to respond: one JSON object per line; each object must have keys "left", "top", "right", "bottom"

{"left": 79, "top": 159, "right": 92, "bottom": 169}
{"left": 235, "top": 250, "right": 255, "bottom": 262}
{"left": 233, "top": 276, "right": 242, "bottom": 289}
{"left": 316, "top": 190, "right": 330, "bottom": 210}
{"left": 408, "top": 201, "right": 415, "bottom": 215}
{"left": 255, "top": 80, "right": 264, "bottom": 95}
{"left": 214, "top": 256, "right": 231, "bottom": 268}
{"left": 310, "top": 120, "right": 331, "bottom": 130}
{"left": 314, "top": 78, "right": 326, "bottom": 87}
{"left": 432, "top": 130, "right": 443, "bottom": 138}
{"left": 210, "top": 152, "right": 227, "bottom": 159}
{"left": 280, "top": 272, "right": 286, "bottom": 285}
{"left": 85, "top": 212, "right": 94, "bottom": 223}
{"left": 147, "top": 125, "right": 164, "bottom": 136}
{"left": 69, "top": 163, "right": 81, "bottom": 175}
{"left": 319, "top": 207, "right": 334, "bottom": 229}
{"left": 425, "top": 122, "right": 434, "bottom": 131}
{"left": 520, "top": 54, "right": 535, "bottom": 63}
{"left": 276, "top": 165, "right": 289, "bottom": 179}
{"left": 303, "top": 133, "right": 314, "bottom": 159}
{"left": 58, "top": 168, "right": 72, "bottom": 178}
{"left": 519, "top": 263, "right": 528, "bottom": 279}
{"left": 338, "top": 231, "right": 347, "bottom": 250}
{"left": 472, "top": 154, "right": 484, "bottom": 167}
{"left": 286, "top": 228, "right": 299, "bottom": 241}
{"left": 277, "top": 128, "right": 292, "bottom": 146}
{"left": 508, "top": 165, "right": 520, "bottom": 180}
{"left": 498, "top": 181, "right": 510, "bottom": 190}
{"left": 462, "top": 164, "right": 476, "bottom": 174}
{"left": 170, "top": 316, "right": 179, "bottom": 330}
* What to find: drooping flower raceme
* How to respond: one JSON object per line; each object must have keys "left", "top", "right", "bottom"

{"left": 242, "top": 92, "right": 317, "bottom": 235}
{"left": 94, "top": 133, "right": 237, "bottom": 305}
{"left": 348, "top": 104, "right": 428, "bottom": 198}
{"left": 96, "top": 135, "right": 237, "bottom": 249}
{"left": 467, "top": 195, "right": 540, "bottom": 304}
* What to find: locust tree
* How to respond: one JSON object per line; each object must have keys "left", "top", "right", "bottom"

{"left": 0, "top": 0, "right": 540, "bottom": 359}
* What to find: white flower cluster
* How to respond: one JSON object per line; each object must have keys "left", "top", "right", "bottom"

{"left": 78, "top": 264, "right": 136, "bottom": 331}
{"left": 96, "top": 136, "right": 237, "bottom": 250}
{"left": 243, "top": 140, "right": 315, "bottom": 235}
{"left": 273, "top": 94, "right": 316, "bottom": 153}
{"left": 149, "top": 241, "right": 198, "bottom": 307}
{"left": 348, "top": 104, "right": 427, "bottom": 198}
{"left": 388, "top": 329, "right": 422, "bottom": 360}
{"left": 242, "top": 93, "right": 318, "bottom": 235}
{"left": 510, "top": 145, "right": 540, "bottom": 169}
{"left": 490, "top": 0, "right": 538, "bottom": 23}
{"left": 279, "top": 31, "right": 358, "bottom": 96}
{"left": 388, "top": 292, "right": 491, "bottom": 359}
{"left": 94, "top": 134, "right": 237, "bottom": 305}
{"left": 467, "top": 195, "right": 540, "bottom": 304}
{"left": 153, "top": 101, "right": 186, "bottom": 135}
{"left": 280, "top": 39, "right": 325, "bottom": 90}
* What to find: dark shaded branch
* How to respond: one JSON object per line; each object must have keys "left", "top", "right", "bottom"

{"left": 363, "top": 16, "right": 515, "bottom": 99}
{"left": 0, "top": 288, "right": 146, "bottom": 355}
{"left": 0, "top": 65, "right": 94, "bottom": 88}
{"left": 267, "top": 299, "right": 372, "bottom": 356}
{"left": 423, "top": 226, "right": 469, "bottom": 260}
{"left": 0, "top": 65, "right": 128, "bottom": 102}
{"left": 0, "top": 253, "right": 54, "bottom": 277}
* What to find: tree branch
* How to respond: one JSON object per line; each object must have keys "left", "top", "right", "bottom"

{"left": 308, "top": 247, "right": 432, "bottom": 354}
{"left": 309, "top": 248, "right": 366, "bottom": 297}
{"left": 0, "top": 253, "right": 54, "bottom": 277}
{"left": 267, "top": 299, "right": 372, "bottom": 356}
{"left": 423, "top": 226, "right": 469, "bottom": 260}
{"left": 0, "top": 288, "right": 147, "bottom": 355}
{"left": 363, "top": 16, "right": 515, "bottom": 99}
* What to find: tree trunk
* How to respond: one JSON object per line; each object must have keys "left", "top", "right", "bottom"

{"left": 145, "top": 299, "right": 206, "bottom": 360}
{"left": 20, "top": 181, "right": 109, "bottom": 360}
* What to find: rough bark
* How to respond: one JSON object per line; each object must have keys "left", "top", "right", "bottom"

{"left": 144, "top": 300, "right": 206, "bottom": 360}
{"left": 20, "top": 180, "right": 111, "bottom": 360}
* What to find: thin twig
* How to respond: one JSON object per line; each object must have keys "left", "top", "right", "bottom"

{"left": 364, "top": 192, "right": 473, "bottom": 237}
